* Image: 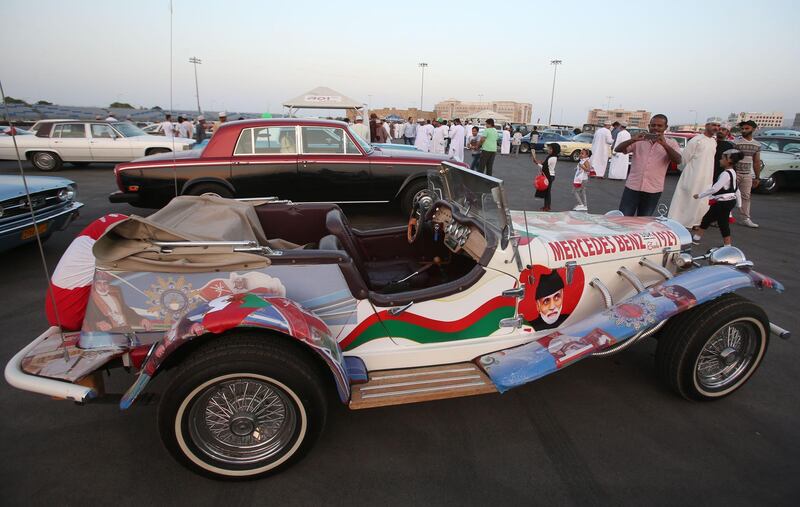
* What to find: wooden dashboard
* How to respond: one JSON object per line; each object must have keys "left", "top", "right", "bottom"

{"left": 431, "top": 203, "right": 487, "bottom": 261}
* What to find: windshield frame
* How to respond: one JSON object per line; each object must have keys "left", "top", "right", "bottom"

{"left": 430, "top": 162, "right": 508, "bottom": 234}
{"left": 347, "top": 126, "right": 374, "bottom": 154}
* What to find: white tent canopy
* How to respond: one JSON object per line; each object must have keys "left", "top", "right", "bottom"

{"left": 465, "top": 109, "right": 511, "bottom": 123}
{"left": 282, "top": 86, "right": 365, "bottom": 117}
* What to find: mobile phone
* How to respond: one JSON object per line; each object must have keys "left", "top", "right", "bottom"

{"left": 645, "top": 133, "right": 659, "bottom": 140}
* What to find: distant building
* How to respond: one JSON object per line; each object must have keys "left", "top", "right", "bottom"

{"left": 349, "top": 107, "right": 435, "bottom": 122}
{"left": 671, "top": 124, "right": 704, "bottom": 133}
{"left": 434, "top": 99, "right": 532, "bottom": 124}
{"left": 793, "top": 113, "right": 800, "bottom": 128}
{"left": 586, "top": 109, "right": 651, "bottom": 128}
{"left": 727, "top": 112, "right": 784, "bottom": 128}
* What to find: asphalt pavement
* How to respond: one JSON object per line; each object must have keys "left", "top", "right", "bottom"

{"left": 0, "top": 153, "right": 798, "bottom": 506}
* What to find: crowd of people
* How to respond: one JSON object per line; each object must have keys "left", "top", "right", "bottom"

{"left": 100, "top": 111, "right": 235, "bottom": 145}
{"left": 531, "top": 114, "right": 762, "bottom": 245}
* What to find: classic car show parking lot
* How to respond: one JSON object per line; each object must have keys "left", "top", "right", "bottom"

{"left": 0, "top": 156, "right": 798, "bottom": 505}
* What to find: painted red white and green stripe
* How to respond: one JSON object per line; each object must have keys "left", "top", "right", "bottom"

{"left": 340, "top": 296, "right": 516, "bottom": 351}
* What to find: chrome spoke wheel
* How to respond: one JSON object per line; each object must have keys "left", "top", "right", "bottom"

{"left": 187, "top": 377, "right": 298, "bottom": 466}
{"left": 695, "top": 321, "right": 758, "bottom": 391}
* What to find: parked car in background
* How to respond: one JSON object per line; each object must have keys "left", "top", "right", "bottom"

{"left": 371, "top": 143, "right": 421, "bottom": 152}
{"left": 0, "top": 120, "right": 195, "bottom": 171}
{"left": 0, "top": 175, "right": 82, "bottom": 251}
{"left": 0, "top": 126, "right": 32, "bottom": 136}
{"left": 758, "top": 129, "right": 800, "bottom": 138}
{"left": 664, "top": 132, "right": 698, "bottom": 172}
{"left": 519, "top": 132, "right": 569, "bottom": 154}
{"left": 756, "top": 150, "right": 800, "bottom": 194}
{"left": 109, "top": 118, "right": 459, "bottom": 212}
{"left": 756, "top": 136, "right": 800, "bottom": 154}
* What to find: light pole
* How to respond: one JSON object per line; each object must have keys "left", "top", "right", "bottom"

{"left": 605, "top": 96, "right": 614, "bottom": 111}
{"left": 547, "top": 59, "right": 562, "bottom": 126}
{"left": 689, "top": 109, "right": 698, "bottom": 130}
{"left": 189, "top": 57, "right": 202, "bottom": 115}
{"left": 418, "top": 62, "right": 428, "bottom": 110}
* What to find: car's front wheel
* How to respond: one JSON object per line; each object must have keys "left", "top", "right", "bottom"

{"left": 30, "top": 151, "right": 62, "bottom": 171}
{"left": 758, "top": 173, "right": 783, "bottom": 194}
{"left": 158, "top": 334, "right": 328, "bottom": 480}
{"left": 519, "top": 143, "right": 530, "bottom": 154}
{"left": 655, "top": 294, "right": 769, "bottom": 401}
{"left": 570, "top": 150, "right": 581, "bottom": 162}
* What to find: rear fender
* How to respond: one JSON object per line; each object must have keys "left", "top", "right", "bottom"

{"left": 120, "top": 294, "right": 349, "bottom": 409}
{"left": 479, "top": 265, "right": 783, "bottom": 393}
{"left": 180, "top": 177, "right": 236, "bottom": 195}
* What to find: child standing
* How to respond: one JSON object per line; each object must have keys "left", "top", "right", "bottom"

{"left": 532, "top": 143, "right": 560, "bottom": 211}
{"left": 692, "top": 149, "right": 743, "bottom": 246}
{"left": 572, "top": 148, "right": 592, "bottom": 211}
{"left": 467, "top": 126, "right": 481, "bottom": 171}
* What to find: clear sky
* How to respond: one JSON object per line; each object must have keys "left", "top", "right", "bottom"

{"left": 1, "top": 0, "right": 798, "bottom": 125}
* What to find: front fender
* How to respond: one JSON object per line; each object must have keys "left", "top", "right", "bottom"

{"left": 120, "top": 293, "right": 349, "bottom": 409}
{"left": 479, "top": 265, "right": 783, "bottom": 393}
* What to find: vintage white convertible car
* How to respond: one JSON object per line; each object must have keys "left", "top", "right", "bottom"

{"left": 0, "top": 120, "right": 195, "bottom": 171}
{"left": 5, "top": 163, "right": 789, "bottom": 480}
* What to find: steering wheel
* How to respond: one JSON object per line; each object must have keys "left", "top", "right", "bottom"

{"left": 407, "top": 192, "right": 432, "bottom": 244}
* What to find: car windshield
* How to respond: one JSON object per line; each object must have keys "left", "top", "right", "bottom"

{"left": 347, "top": 126, "right": 373, "bottom": 154}
{"left": 428, "top": 162, "right": 508, "bottom": 233}
{"left": 112, "top": 122, "right": 147, "bottom": 137}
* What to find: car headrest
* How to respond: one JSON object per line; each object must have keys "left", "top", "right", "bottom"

{"left": 318, "top": 234, "right": 343, "bottom": 251}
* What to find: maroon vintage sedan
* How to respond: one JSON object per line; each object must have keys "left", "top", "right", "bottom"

{"left": 109, "top": 118, "right": 460, "bottom": 212}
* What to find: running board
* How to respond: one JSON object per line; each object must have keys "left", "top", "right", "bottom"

{"left": 349, "top": 362, "right": 497, "bottom": 410}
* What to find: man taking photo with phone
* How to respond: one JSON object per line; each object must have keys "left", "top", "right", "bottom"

{"left": 614, "top": 114, "right": 682, "bottom": 216}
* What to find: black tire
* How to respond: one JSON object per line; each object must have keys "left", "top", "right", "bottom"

{"left": 184, "top": 182, "right": 233, "bottom": 199}
{"left": 158, "top": 334, "right": 328, "bottom": 480}
{"left": 399, "top": 178, "right": 429, "bottom": 216}
{"left": 70, "top": 162, "right": 90, "bottom": 168}
{"left": 145, "top": 147, "right": 171, "bottom": 156}
{"left": 30, "top": 151, "right": 62, "bottom": 171}
{"left": 655, "top": 294, "right": 769, "bottom": 401}
{"left": 757, "top": 173, "right": 783, "bottom": 194}
{"left": 519, "top": 143, "right": 530, "bottom": 154}
{"left": 570, "top": 150, "right": 581, "bottom": 162}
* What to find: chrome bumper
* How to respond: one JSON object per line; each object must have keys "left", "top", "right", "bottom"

{"left": 4, "top": 326, "right": 97, "bottom": 403}
{"left": 771, "top": 323, "right": 791, "bottom": 340}
{"left": 0, "top": 201, "right": 83, "bottom": 234}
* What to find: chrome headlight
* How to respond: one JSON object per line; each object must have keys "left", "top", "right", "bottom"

{"left": 58, "top": 185, "right": 76, "bottom": 202}
{"left": 709, "top": 246, "right": 752, "bottom": 268}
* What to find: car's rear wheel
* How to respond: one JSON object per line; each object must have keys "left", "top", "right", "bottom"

{"left": 655, "top": 294, "right": 769, "bottom": 401}
{"left": 570, "top": 150, "right": 581, "bottom": 162}
{"left": 519, "top": 143, "right": 530, "bottom": 154}
{"left": 145, "top": 148, "right": 171, "bottom": 156}
{"left": 399, "top": 178, "right": 429, "bottom": 216}
{"left": 185, "top": 183, "right": 233, "bottom": 199}
{"left": 30, "top": 151, "right": 62, "bottom": 171}
{"left": 158, "top": 334, "right": 328, "bottom": 480}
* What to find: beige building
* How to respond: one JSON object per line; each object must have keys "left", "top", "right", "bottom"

{"left": 587, "top": 109, "right": 652, "bottom": 128}
{"left": 347, "top": 107, "right": 435, "bottom": 122}
{"left": 727, "top": 112, "right": 784, "bottom": 128}
{"left": 434, "top": 99, "right": 532, "bottom": 124}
